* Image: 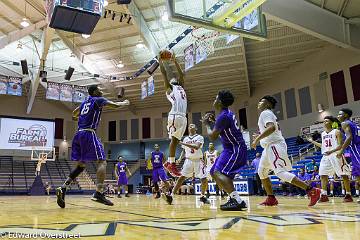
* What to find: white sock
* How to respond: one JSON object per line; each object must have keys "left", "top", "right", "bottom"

{"left": 321, "top": 189, "right": 327, "bottom": 195}
{"left": 342, "top": 189, "right": 345, "bottom": 195}
{"left": 125, "top": 191, "right": 128, "bottom": 194}
{"left": 168, "top": 157, "right": 175, "bottom": 163}
{"left": 330, "top": 190, "right": 333, "bottom": 194}
{"left": 356, "top": 190, "right": 359, "bottom": 195}
{"left": 230, "top": 191, "right": 242, "bottom": 203}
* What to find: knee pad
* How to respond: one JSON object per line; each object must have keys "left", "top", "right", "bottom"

{"left": 276, "top": 171, "right": 295, "bottom": 183}
{"left": 258, "top": 167, "right": 269, "bottom": 179}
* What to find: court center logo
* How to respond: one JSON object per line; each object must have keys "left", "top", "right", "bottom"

{"left": 8, "top": 124, "right": 48, "bottom": 147}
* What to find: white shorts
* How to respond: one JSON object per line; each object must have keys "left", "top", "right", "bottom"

{"left": 206, "top": 166, "right": 213, "bottom": 181}
{"left": 258, "top": 141, "right": 292, "bottom": 174}
{"left": 181, "top": 159, "right": 207, "bottom": 179}
{"left": 167, "top": 114, "right": 187, "bottom": 140}
{"left": 319, "top": 154, "right": 351, "bottom": 176}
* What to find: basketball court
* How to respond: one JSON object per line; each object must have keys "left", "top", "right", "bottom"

{"left": 0, "top": 0, "right": 360, "bottom": 239}
{"left": 0, "top": 195, "right": 358, "bottom": 239}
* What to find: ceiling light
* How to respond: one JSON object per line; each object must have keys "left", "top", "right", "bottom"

{"left": 162, "top": 12, "right": 169, "bottom": 21}
{"left": 20, "top": 18, "right": 30, "bottom": 28}
{"left": 82, "top": 34, "right": 90, "bottom": 39}
{"left": 116, "top": 61, "right": 124, "bottom": 68}
{"left": 104, "top": 0, "right": 109, "bottom": 7}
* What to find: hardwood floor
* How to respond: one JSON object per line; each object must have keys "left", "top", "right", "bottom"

{"left": 0, "top": 195, "right": 358, "bottom": 239}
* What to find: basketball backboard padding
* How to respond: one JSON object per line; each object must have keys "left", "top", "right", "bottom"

{"left": 166, "top": 0, "right": 267, "bottom": 41}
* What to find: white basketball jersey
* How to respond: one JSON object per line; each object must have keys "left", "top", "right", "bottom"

{"left": 258, "top": 109, "right": 285, "bottom": 148}
{"left": 166, "top": 83, "right": 187, "bottom": 116}
{"left": 321, "top": 129, "right": 339, "bottom": 154}
{"left": 205, "top": 150, "right": 218, "bottom": 168}
{"left": 182, "top": 134, "right": 204, "bottom": 160}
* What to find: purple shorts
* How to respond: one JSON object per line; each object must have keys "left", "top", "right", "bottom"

{"left": 71, "top": 130, "right": 105, "bottom": 162}
{"left": 152, "top": 167, "right": 169, "bottom": 183}
{"left": 118, "top": 175, "right": 128, "bottom": 186}
{"left": 210, "top": 144, "right": 247, "bottom": 179}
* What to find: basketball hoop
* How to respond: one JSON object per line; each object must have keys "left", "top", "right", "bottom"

{"left": 191, "top": 27, "right": 221, "bottom": 56}
{"left": 31, "top": 146, "right": 55, "bottom": 162}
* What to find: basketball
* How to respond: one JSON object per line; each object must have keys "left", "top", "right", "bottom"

{"left": 160, "top": 50, "right": 172, "bottom": 61}
{"left": 0, "top": 1, "right": 359, "bottom": 239}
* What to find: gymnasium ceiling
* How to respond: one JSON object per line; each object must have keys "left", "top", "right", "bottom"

{"left": 0, "top": 0, "right": 359, "bottom": 112}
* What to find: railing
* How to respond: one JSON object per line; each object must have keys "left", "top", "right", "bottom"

{"left": 299, "top": 143, "right": 315, "bottom": 159}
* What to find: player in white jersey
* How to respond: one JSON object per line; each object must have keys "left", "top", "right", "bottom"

{"left": 204, "top": 143, "right": 222, "bottom": 197}
{"left": 252, "top": 95, "right": 321, "bottom": 206}
{"left": 159, "top": 50, "right": 187, "bottom": 177}
{"left": 204, "top": 143, "right": 219, "bottom": 180}
{"left": 307, "top": 116, "right": 352, "bottom": 202}
{"left": 169, "top": 124, "right": 210, "bottom": 204}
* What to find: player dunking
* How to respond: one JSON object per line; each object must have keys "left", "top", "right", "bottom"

{"left": 252, "top": 95, "right": 321, "bottom": 206}
{"left": 337, "top": 108, "right": 360, "bottom": 203}
{"left": 202, "top": 90, "right": 247, "bottom": 211}
{"left": 170, "top": 124, "right": 209, "bottom": 204}
{"left": 159, "top": 50, "right": 187, "bottom": 177}
{"left": 56, "top": 85, "right": 130, "bottom": 208}
{"left": 115, "top": 156, "right": 131, "bottom": 198}
{"left": 147, "top": 144, "right": 172, "bottom": 200}
{"left": 307, "top": 116, "right": 353, "bottom": 202}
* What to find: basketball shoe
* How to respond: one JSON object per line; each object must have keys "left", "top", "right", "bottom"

{"left": 307, "top": 188, "right": 321, "bottom": 206}
{"left": 220, "top": 198, "right": 247, "bottom": 211}
{"left": 259, "top": 195, "right": 278, "bottom": 206}
{"left": 164, "top": 162, "right": 181, "bottom": 177}
{"left": 91, "top": 191, "right": 114, "bottom": 206}
{"left": 56, "top": 187, "right": 66, "bottom": 208}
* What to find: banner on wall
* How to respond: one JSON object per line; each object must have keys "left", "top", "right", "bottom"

{"left": 195, "top": 42, "right": 207, "bottom": 64}
{"left": 141, "top": 81, "right": 147, "bottom": 100}
{"left": 59, "top": 84, "right": 73, "bottom": 102}
{"left": 7, "top": 77, "right": 22, "bottom": 96}
{"left": 0, "top": 75, "right": 8, "bottom": 95}
{"left": 184, "top": 44, "right": 194, "bottom": 71}
{"left": 0, "top": 117, "right": 54, "bottom": 150}
{"left": 73, "top": 85, "right": 88, "bottom": 103}
{"left": 301, "top": 123, "right": 324, "bottom": 136}
{"left": 195, "top": 180, "right": 249, "bottom": 195}
{"left": 147, "top": 76, "right": 155, "bottom": 96}
{"left": 46, "top": 82, "right": 60, "bottom": 100}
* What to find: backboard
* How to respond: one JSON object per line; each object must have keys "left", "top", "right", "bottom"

{"left": 31, "top": 146, "right": 56, "bottom": 161}
{"left": 166, "top": 0, "right": 268, "bottom": 41}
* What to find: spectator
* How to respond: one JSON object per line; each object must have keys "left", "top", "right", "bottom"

{"left": 296, "top": 135, "right": 305, "bottom": 145}
{"left": 295, "top": 168, "right": 311, "bottom": 196}
{"left": 251, "top": 153, "right": 263, "bottom": 196}
{"left": 310, "top": 165, "right": 321, "bottom": 188}
{"left": 305, "top": 159, "right": 317, "bottom": 173}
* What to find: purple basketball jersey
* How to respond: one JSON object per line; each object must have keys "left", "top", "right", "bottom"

{"left": 116, "top": 162, "right": 127, "bottom": 176}
{"left": 214, "top": 109, "right": 245, "bottom": 150}
{"left": 116, "top": 162, "right": 128, "bottom": 185}
{"left": 210, "top": 109, "right": 247, "bottom": 178}
{"left": 78, "top": 96, "right": 108, "bottom": 130}
{"left": 151, "top": 151, "right": 164, "bottom": 169}
{"left": 344, "top": 120, "right": 360, "bottom": 176}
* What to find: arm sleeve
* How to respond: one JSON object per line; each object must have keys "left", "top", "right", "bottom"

{"left": 95, "top": 97, "right": 109, "bottom": 108}
{"left": 214, "top": 114, "right": 229, "bottom": 132}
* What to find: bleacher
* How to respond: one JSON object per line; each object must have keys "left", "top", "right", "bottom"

{"left": 0, "top": 157, "right": 81, "bottom": 194}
